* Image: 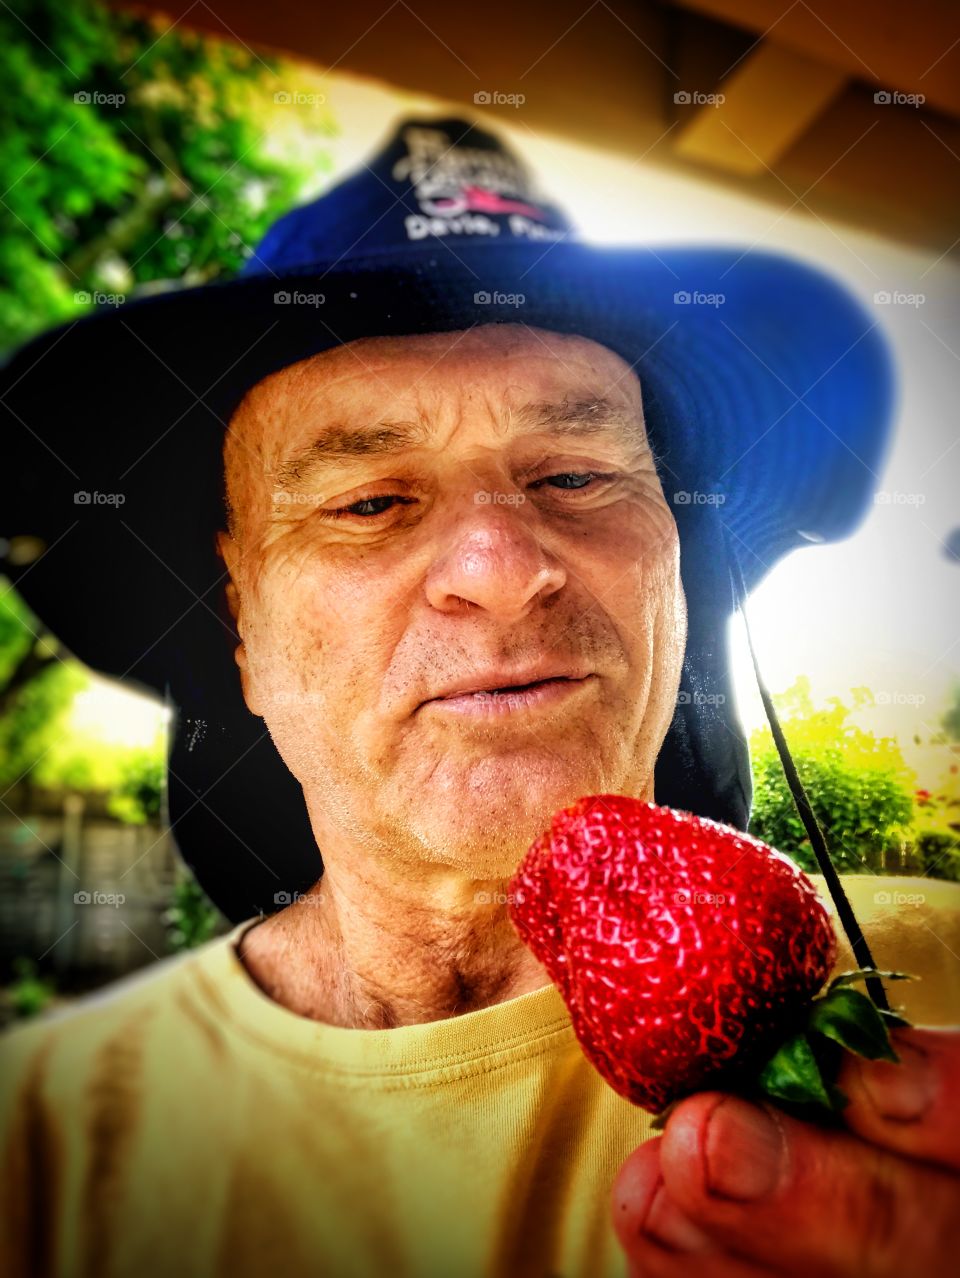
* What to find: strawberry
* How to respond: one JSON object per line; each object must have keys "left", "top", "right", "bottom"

{"left": 508, "top": 795, "right": 911, "bottom": 1120}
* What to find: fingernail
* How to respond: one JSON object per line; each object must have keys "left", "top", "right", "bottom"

{"left": 642, "top": 1183, "right": 713, "bottom": 1253}
{"left": 858, "top": 1042, "right": 936, "bottom": 1121}
{"left": 705, "top": 1097, "right": 783, "bottom": 1201}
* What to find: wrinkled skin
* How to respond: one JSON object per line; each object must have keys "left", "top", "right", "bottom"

{"left": 218, "top": 324, "right": 685, "bottom": 1028}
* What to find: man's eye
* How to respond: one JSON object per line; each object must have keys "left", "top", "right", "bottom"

{"left": 533, "top": 471, "right": 611, "bottom": 491}
{"left": 317, "top": 473, "right": 614, "bottom": 520}
{"left": 320, "top": 495, "right": 415, "bottom": 519}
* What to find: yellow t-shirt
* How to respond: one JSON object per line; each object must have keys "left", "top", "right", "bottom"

{"left": 1, "top": 874, "right": 959, "bottom": 1278}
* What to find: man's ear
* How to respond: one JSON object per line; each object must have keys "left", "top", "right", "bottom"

{"left": 215, "top": 530, "right": 263, "bottom": 718}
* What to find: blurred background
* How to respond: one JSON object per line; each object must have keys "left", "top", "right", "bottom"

{"left": 1, "top": 0, "right": 958, "bottom": 1022}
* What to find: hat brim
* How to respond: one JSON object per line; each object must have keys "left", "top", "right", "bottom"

{"left": 2, "top": 238, "right": 894, "bottom": 920}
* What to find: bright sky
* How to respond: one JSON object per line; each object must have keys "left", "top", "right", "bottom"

{"left": 78, "top": 68, "right": 959, "bottom": 765}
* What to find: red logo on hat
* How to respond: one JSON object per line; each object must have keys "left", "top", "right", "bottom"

{"left": 434, "top": 184, "right": 547, "bottom": 220}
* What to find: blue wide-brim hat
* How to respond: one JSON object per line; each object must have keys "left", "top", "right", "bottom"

{"left": 2, "top": 116, "right": 895, "bottom": 923}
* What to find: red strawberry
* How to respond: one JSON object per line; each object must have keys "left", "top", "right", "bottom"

{"left": 508, "top": 795, "right": 909, "bottom": 1118}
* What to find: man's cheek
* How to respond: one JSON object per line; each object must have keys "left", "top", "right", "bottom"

{"left": 241, "top": 603, "right": 329, "bottom": 709}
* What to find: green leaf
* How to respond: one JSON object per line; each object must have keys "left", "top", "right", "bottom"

{"left": 809, "top": 988, "right": 900, "bottom": 1062}
{"left": 758, "top": 1033, "right": 835, "bottom": 1109}
{"left": 828, "top": 969, "right": 916, "bottom": 991}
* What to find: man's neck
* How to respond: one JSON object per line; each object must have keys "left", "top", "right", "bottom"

{"left": 235, "top": 858, "right": 553, "bottom": 1029}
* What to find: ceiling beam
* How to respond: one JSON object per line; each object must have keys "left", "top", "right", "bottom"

{"left": 667, "top": 0, "right": 960, "bottom": 117}
{"left": 673, "top": 40, "right": 848, "bottom": 173}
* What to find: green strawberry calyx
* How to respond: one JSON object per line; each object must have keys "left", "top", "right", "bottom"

{"left": 756, "top": 968, "right": 916, "bottom": 1110}
{"left": 650, "top": 968, "right": 918, "bottom": 1131}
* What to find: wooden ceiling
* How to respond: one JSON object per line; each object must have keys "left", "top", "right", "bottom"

{"left": 115, "top": 0, "right": 960, "bottom": 257}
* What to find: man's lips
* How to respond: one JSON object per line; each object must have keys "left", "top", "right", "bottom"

{"left": 419, "top": 673, "right": 596, "bottom": 716}
{"left": 425, "top": 665, "right": 593, "bottom": 703}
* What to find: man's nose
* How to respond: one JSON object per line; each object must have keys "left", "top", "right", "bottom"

{"left": 424, "top": 504, "right": 566, "bottom": 621}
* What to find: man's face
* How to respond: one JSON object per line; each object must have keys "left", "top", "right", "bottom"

{"left": 219, "top": 324, "right": 686, "bottom": 876}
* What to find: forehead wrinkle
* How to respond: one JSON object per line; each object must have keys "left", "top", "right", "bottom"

{"left": 275, "top": 419, "right": 431, "bottom": 487}
{"left": 510, "top": 392, "right": 647, "bottom": 450}
{"left": 273, "top": 387, "right": 649, "bottom": 493}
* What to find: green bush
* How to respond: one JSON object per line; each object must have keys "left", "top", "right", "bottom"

{"left": 107, "top": 750, "right": 164, "bottom": 824}
{"left": 748, "top": 679, "right": 915, "bottom": 874}
{"left": 6, "top": 958, "right": 56, "bottom": 1020}
{"left": 163, "top": 871, "right": 227, "bottom": 951}
{"left": 916, "top": 831, "right": 960, "bottom": 883}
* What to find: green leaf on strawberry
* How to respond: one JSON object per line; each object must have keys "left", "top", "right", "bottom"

{"left": 808, "top": 986, "right": 901, "bottom": 1063}
{"left": 758, "top": 1033, "right": 834, "bottom": 1108}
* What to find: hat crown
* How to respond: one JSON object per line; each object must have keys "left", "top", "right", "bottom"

{"left": 241, "top": 116, "right": 576, "bottom": 277}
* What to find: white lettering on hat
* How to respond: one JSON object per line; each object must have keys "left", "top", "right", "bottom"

{"left": 405, "top": 213, "right": 501, "bottom": 241}
{"left": 507, "top": 214, "right": 567, "bottom": 241}
{"left": 393, "top": 126, "right": 553, "bottom": 230}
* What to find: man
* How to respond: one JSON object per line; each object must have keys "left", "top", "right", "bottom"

{"left": 2, "top": 117, "right": 959, "bottom": 1277}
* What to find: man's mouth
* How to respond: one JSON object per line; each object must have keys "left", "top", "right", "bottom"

{"left": 423, "top": 674, "right": 594, "bottom": 716}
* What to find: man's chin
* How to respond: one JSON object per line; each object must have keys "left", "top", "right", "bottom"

{"left": 407, "top": 755, "right": 609, "bottom": 875}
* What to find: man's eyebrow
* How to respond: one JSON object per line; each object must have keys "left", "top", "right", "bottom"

{"left": 274, "top": 394, "right": 647, "bottom": 489}
{"left": 512, "top": 395, "right": 645, "bottom": 442}
{"left": 275, "top": 422, "right": 426, "bottom": 487}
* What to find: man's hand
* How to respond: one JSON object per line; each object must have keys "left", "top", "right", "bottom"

{"left": 611, "top": 1027, "right": 960, "bottom": 1277}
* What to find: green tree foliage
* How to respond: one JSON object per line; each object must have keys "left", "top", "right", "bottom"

{"left": 0, "top": 586, "right": 87, "bottom": 790}
{"left": 0, "top": 582, "right": 170, "bottom": 800}
{"left": 163, "top": 870, "right": 226, "bottom": 951}
{"left": 5, "top": 958, "right": 56, "bottom": 1020}
{"left": 748, "top": 678, "right": 917, "bottom": 875}
{"left": 0, "top": 0, "right": 331, "bottom": 350}
{"left": 106, "top": 749, "right": 163, "bottom": 824}
{"left": 912, "top": 684, "right": 960, "bottom": 881}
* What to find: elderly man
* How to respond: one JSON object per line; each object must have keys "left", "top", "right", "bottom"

{"left": 2, "top": 117, "right": 959, "bottom": 1278}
